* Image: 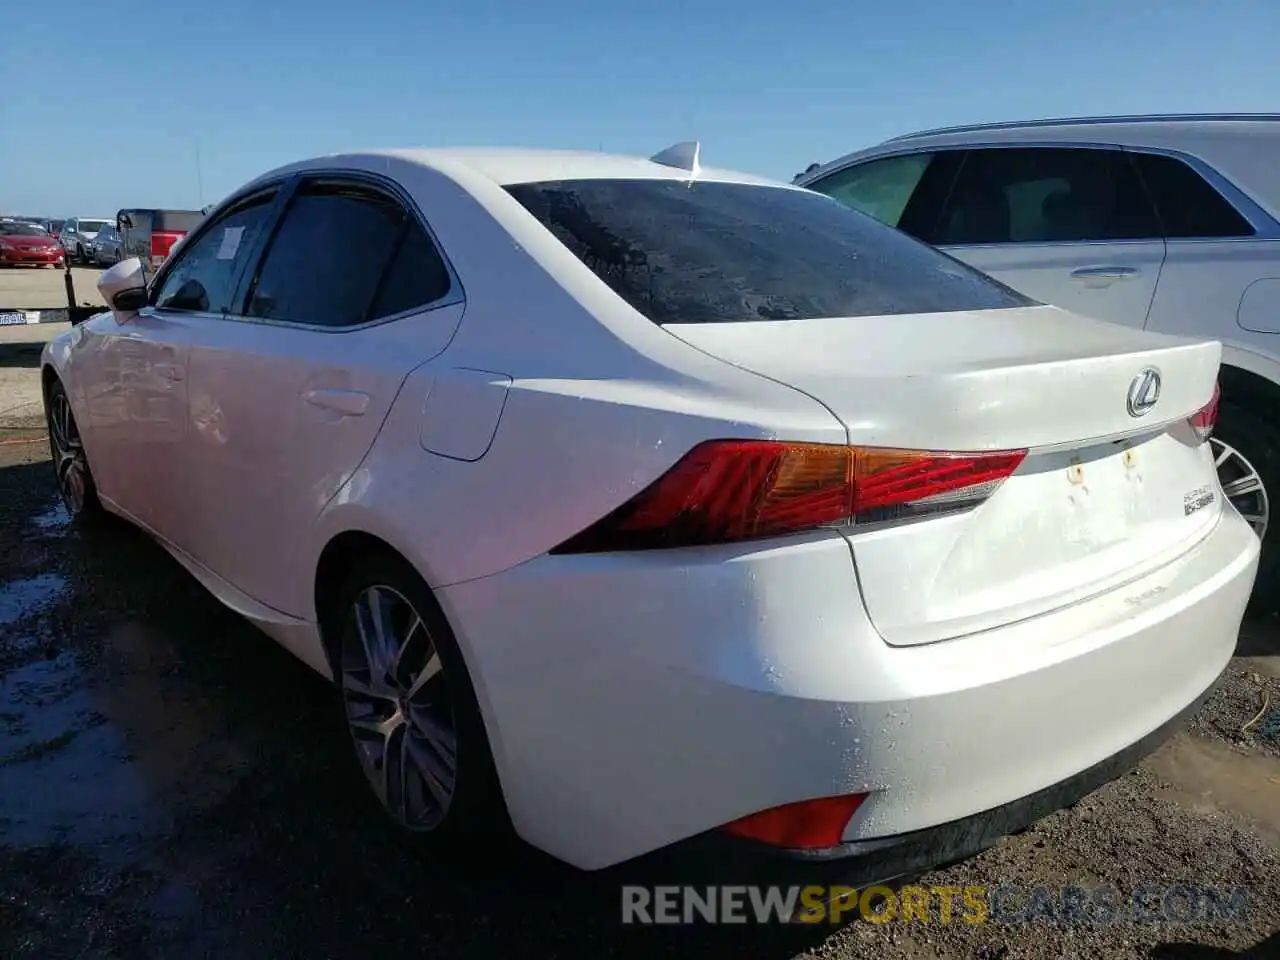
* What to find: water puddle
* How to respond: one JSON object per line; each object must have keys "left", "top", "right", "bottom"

{"left": 30, "top": 499, "right": 71, "bottom": 536}
{"left": 1148, "top": 733, "right": 1280, "bottom": 845}
{"left": 0, "top": 622, "right": 255, "bottom": 866}
{"left": 0, "top": 572, "right": 68, "bottom": 628}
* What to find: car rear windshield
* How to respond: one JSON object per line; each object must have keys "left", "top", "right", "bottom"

{"left": 79, "top": 220, "right": 109, "bottom": 232}
{"left": 504, "top": 178, "right": 1036, "bottom": 324}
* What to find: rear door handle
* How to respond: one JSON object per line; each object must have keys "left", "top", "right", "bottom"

{"left": 304, "top": 388, "right": 370, "bottom": 417}
{"left": 1070, "top": 265, "right": 1139, "bottom": 282}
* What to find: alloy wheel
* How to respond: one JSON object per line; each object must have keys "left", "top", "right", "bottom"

{"left": 1211, "top": 437, "right": 1269, "bottom": 541}
{"left": 340, "top": 584, "right": 459, "bottom": 832}
{"left": 47, "top": 389, "right": 90, "bottom": 514}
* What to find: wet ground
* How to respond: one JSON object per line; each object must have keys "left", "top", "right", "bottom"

{"left": 2, "top": 336, "right": 1279, "bottom": 958}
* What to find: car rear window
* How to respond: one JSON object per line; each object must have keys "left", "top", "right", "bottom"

{"left": 79, "top": 220, "right": 109, "bottom": 232}
{"left": 504, "top": 178, "right": 1036, "bottom": 324}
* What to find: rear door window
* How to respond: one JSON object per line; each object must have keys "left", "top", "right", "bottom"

{"left": 505, "top": 178, "right": 1035, "bottom": 324}
{"left": 242, "top": 179, "right": 451, "bottom": 327}
{"left": 152, "top": 192, "right": 277, "bottom": 314}
{"left": 934, "top": 147, "right": 1161, "bottom": 245}
{"left": 1130, "top": 152, "right": 1256, "bottom": 238}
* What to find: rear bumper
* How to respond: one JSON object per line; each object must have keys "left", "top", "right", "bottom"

{"left": 440, "top": 505, "right": 1258, "bottom": 872}
{"left": 618, "top": 682, "right": 1212, "bottom": 900}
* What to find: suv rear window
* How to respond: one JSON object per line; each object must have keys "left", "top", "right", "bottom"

{"left": 505, "top": 179, "right": 1036, "bottom": 324}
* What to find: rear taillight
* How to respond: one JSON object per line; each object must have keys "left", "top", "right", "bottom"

{"left": 1189, "top": 382, "right": 1220, "bottom": 443}
{"left": 151, "top": 230, "right": 184, "bottom": 266}
{"left": 550, "top": 439, "right": 1027, "bottom": 553}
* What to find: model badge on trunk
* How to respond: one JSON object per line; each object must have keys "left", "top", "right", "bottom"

{"left": 1183, "top": 485, "right": 1216, "bottom": 516}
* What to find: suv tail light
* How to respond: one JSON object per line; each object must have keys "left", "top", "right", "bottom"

{"left": 1189, "top": 382, "right": 1220, "bottom": 443}
{"left": 151, "top": 230, "right": 185, "bottom": 268}
{"left": 550, "top": 439, "right": 1027, "bottom": 554}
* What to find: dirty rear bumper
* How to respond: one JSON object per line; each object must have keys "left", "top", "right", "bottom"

{"left": 616, "top": 682, "right": 1215, "bottom": 910}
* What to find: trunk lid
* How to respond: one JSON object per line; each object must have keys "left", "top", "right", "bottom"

{"left": 664, "top": 304, "right": 1225, "bottom": 645}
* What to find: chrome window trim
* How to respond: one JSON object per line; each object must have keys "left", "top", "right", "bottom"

{"left": 158, "top": 168, "right": 467, "bottom": 333}
{"left": 804, "top": 139, "right": 1280, "bottom": 245}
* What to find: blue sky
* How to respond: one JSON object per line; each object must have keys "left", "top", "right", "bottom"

{"left": 3, "top": 0, "right": 1278, "bottom": 216}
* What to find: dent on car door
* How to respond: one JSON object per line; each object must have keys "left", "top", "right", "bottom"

{"left": 183, "top": 177, "right": 463, "bottom": 613}
{"left": 101, "top": 192, "right": 279, "bottom": 537}
{"left": 924, "top": 147, "right": 1168, "bottom": 329}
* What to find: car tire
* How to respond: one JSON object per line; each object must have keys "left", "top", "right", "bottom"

{"left": 1212, "top": 401, "right": 1279, "bottom": 613}
{"left": 328, "top": 550, "right": 508, "bottom": 850}
{"left": 44, "top": 377, "right": 102, "bottom": 520}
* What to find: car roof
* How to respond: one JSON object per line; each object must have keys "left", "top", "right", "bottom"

{"left": 253, "top": 146, "right": 791, "bottom": 190}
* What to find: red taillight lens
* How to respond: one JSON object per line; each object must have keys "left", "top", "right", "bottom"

{"left": 1189, "top": 382, "right": 1220, "bottom": 443}
{"left": 720, "top": 794, "right": 868, "bottom": 850}
{"left": 550, "top": 440, "right": 1027, "bottom": 553}
{"left": 151, "top": 230, "right": 183, "bottom": 262}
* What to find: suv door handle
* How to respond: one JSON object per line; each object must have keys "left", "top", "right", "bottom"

{"left": 304, "top": 388, "right": 370, "bottom": 417}
{"left": 1070, "top": 265, "right": 1139, "bottom": 282}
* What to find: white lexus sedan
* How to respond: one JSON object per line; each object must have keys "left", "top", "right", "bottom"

{"left": 41, "top": 143, "right": 1258, "bottom": 894}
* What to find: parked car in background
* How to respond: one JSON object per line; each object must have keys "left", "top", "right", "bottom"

{"left": 60, "top": 217, "right": 112, "bottom": 264}
{"left": 40, "top": 145, "right": 1256, "bottom": 898}
{"left": 43, "top": 218, "right": 66, "bottom": 240}
{"left": 117, "top": 208, "right": 205, "bottom": 277}
{"left": 0, "top": 219, "right": 65, "bottom": 267}
{"left": 90, "top": 223, "right": 125, "bottom": 265}
{"left": 797, "top": 113, "right": 1280, "bottom": 610}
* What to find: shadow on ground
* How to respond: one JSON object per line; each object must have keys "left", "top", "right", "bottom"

{"left": 0, "top": 342, "right": 45, "bottom": 370}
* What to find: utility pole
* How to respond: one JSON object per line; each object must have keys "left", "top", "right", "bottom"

{"left": 195, "top": 138, "right": 206, "bottom": 207}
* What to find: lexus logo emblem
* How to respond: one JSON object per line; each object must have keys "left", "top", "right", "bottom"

{"left": 1127, "top": 368, "right": 1162, "bottom": 417}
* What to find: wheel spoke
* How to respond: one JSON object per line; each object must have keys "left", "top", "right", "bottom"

{"left": 382, "top": 721, "right": 408, "bottom": 817}
{"left": 342, "top": 671, "right": 396, "bottom": 703}
{"left": 349, "top": 710, "right": 403, "bottom": 740}
{"left": 391, "top": 613, "right": 425, "bottom": 683}
{"left": 355, "top": 587, "right": 396, "bottom": 679}
{"left": 405, "top": 729, "right": 454, "bottom": 806}
{"left": 1221, "top": 474, "right": 1264, "bottom": 499}
{"left": 406, "top": 648, "right": 443, "bottom": 701}
{"left": 1214, "top": 443, "right": 1233, "bottom": 467}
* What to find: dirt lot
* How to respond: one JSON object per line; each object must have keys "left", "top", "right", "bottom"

{"left": 1, "top": 328, "right": 1278, "bottom": 958}
{"left": 0, "top": 266, "right": 105, "bottom": 311}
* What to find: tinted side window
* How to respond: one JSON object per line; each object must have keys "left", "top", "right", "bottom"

{"left": 244, "top": 181, "right": 444, "bottom": 327}
{"left": 1132, "top": 153, "right": 1255, "bottom": 239}
{"left": 807, "top": 154, "right": 932, "bottom": 228}
{"left": 505, "top": 179, "right": 1036, "bottom": 325}
{"left": 368, "top": 223, "right": 451, "bottom": 319}
{"left": 936, "top": 148, "right": 1160, "bottom": 245}
{"left": 153, "top": 193, "right": 276, "bottom": 314}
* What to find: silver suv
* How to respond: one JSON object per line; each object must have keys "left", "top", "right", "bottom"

{"left": 797, "top": 114, "right": 1280, "bottom": 610}
{"left": 60, "top": 217, "right": 113, "bottom": 264}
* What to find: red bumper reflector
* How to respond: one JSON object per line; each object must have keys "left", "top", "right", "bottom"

{"left": 719, "top": 793, "right": 868, "bottom": 850}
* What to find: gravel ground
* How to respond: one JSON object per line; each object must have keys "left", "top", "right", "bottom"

{"left": 1, "top": 334, "right": 1278, "bottom": 958}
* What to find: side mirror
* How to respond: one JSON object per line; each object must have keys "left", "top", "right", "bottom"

{"left": 98, "top": 258, "right": 149, "bottom": 322}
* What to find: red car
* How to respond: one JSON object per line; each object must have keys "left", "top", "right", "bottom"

{"left": 0, "top": 221, "right": 65, "bottom": 267}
